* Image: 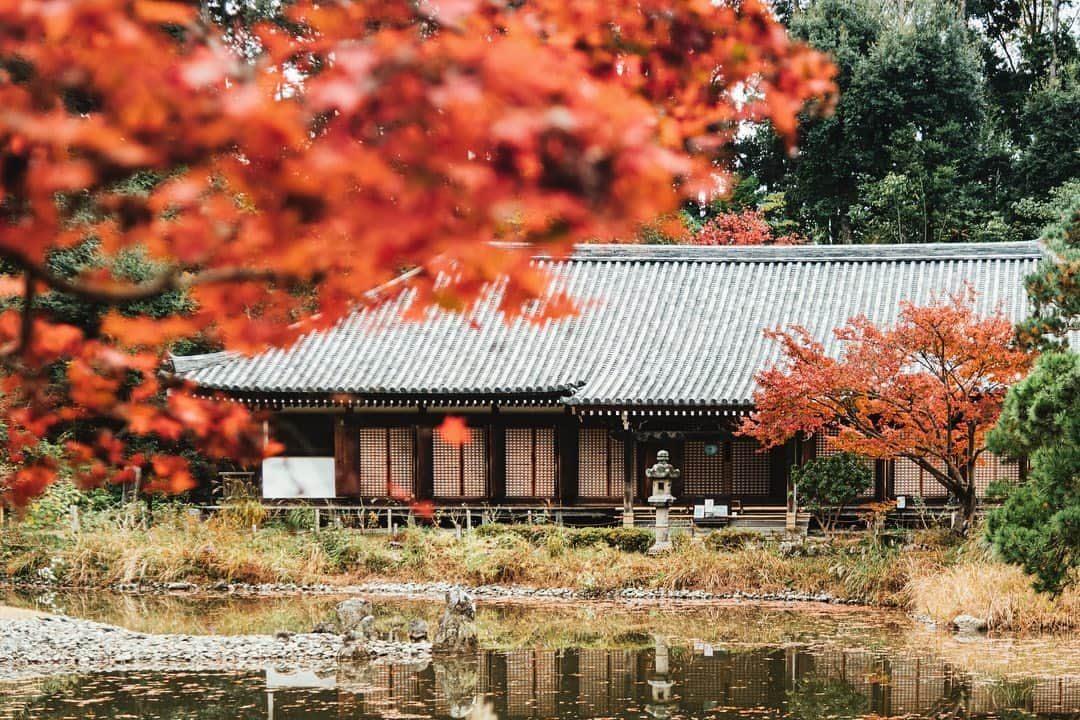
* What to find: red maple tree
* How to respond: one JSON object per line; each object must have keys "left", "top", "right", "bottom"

{"left": 0, "top": 0, "right": 836, "bottom": 505}
{"left": 693, "top": 209, "right": 805, "bottom": 246}
{"left": 739, "top": 294, "right": 1033, "bottom": 531}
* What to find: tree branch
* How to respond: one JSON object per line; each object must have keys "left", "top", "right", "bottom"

{"left": 0, "top": 245, "right": 306, "bottom": 305}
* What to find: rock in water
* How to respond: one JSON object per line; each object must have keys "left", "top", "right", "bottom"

{"left": 359, "top": 615, "right": 376, "bottom": 640}
{"left": 432, "top": 588, "right": 477, "bottom": 655}
{"left": 337, "top": 638, "right": 368, "bottom": 660}
{"left": 952, "top": 614, "right": 989, "bottom": 633}
{"left": 409, "top": 618, "right": 429, "bottom": 642}
{"left": 335, "top": 598, "right": 374, "bottom": 635}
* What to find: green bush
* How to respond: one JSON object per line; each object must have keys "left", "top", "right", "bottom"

{"left": 314, "top": 528, "right": 396, "bottom": 573}
{"left": 473, "top": 524, "right": 653, "bottom": 553}
{"left": 704, "top": 528, "right": 761, "bottom": 552}
{"left": 283, "top": 507, "right": 317, "bottom": 532}
{"left": 474, "top": 523, "right": 559, "bottom": 545}
{"left": 565, "top": 527, "right": 654, "bottom": 554}
{"left": 791, "top": 451, "right": 874, "bottom": 535}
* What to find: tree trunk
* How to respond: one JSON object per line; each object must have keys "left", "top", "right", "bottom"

{"left": 952, "top": 486, "right": 978, "bottom": 535}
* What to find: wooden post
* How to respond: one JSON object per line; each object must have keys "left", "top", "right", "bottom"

{"left": 490, "top": 417, "right": 506, "bottom": 503}
{"left": 313, "top": 507, "right": 320, "bottom": 533}
{"left": 334, "top": 413, "right": 361, "bottom": 497}
{"left": 558, "top": 416, "right": 579, "bottom": 506}
{"left": 417, "top": 424, "right": 434, "bottom": 502}
{"left": 622, "top": 432, "right": 635, "bottom": 528}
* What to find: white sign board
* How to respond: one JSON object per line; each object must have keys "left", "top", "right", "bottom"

{"left": 262, "top": 456, "right": 336, "bottom": 499}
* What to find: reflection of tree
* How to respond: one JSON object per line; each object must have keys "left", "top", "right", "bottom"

{"left": 785, "top": 674, "right": 870, "bottom": 720}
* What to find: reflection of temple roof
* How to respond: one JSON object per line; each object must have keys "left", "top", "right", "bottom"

{"left": 172, "top": 242, "right": 1042, "bottom": 408}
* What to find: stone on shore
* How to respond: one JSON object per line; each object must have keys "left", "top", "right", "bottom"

{"left": 409, "top": 618, "right": 429, "bottom": 642}
{"left": 335, "top": 598, "right": 375, "bottom": 636}
{"left": 952, "top": 614, "right": 989, "bottom": 633}
{"left": 432, "top": 588, "right": 477, "bottom": 655}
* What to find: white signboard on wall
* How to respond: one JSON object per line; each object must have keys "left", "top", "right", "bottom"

{"left": 262, "top": 456, "right": 336, "bottom": 499}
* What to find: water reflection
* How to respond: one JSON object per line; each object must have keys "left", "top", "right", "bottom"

{"left": 2, "top": 642, "right": 1077, "bottom": 719}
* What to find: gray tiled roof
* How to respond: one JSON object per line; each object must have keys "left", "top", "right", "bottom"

{"left": 172, "top": 241, "right": 1044, "bottom": 407}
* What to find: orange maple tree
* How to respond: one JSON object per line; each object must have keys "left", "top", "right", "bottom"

{"left": 0, "top": 0, "right": 836, "bottom": 505}
{"left": 693, "top": 209, "right": 804, "bottom": 246}
{"left": 739, "top": 294, "right": 1033, "bottom": 531}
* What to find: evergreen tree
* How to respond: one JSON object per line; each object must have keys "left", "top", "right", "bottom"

{"left": 987, "top": 193, "right": 1080, "bottom": 593}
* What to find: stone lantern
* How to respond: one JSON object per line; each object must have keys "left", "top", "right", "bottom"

{"left": 646, "top": 449, "right": 679, "bottom": 554}
{"left": 645, "top": 633, "right": 676, "bottom": 718}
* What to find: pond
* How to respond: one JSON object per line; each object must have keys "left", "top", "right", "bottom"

{"left": 1, "top": 589, "right": 1077, "bottom": 719}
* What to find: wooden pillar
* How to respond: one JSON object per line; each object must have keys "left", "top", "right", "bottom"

{"left": 416, "top": 424, "right": 434, "bottom": 502}
{"left": 558, "top": 416, "right": 579, "bottom": 505}
{"left": 875, "top": 459, "right": 889, "bottom": 500}
{"left": 769, "top": 440, "right": 794, "bottom": 502}
{"left": 622, "top": 432, "right": 635, "bottom": 527}
{"left": 884, "top": 458, "right": 896, "bottom": 500}
{"left": 490, "top": 413, "right": 506, "bottom": 503}
{"left": 334, "top": 412, "right": 361, "bottom": 497}
{"left": 771, "top": 439, "right": 797, "bottom": 530}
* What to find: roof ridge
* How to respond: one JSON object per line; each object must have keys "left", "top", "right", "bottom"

{"left": 556, "top": 241, "right": 1043, "bottom": 264}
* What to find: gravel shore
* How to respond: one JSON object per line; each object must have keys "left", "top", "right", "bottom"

{"left": 16, "top": 579, "right": 859, "bottom": 605}
{"left": 0, "top": 614, "right": 431, "bottom": 681}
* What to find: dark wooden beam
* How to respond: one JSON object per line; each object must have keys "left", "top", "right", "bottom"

{"left": 334, "top": 411, "right": 361, "bottom": 497}
{"left": 416, "top": 425, "right": 434, "bottom": 502}
{"left": 490, "top": 415, "right": 507, "bottom": 503}
{"left": 558, "top": 415, "right": 579, "bottom": 505}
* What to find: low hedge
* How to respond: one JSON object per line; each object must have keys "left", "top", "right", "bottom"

{"left": 474, "top": 524, "right": 654, "bottom": 553}
{"left": 703, "top": 528, "right": 762, "bottom": 552}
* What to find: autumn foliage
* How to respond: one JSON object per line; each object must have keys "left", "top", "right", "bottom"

{"left": 693, "top": 209, "right": 805, "bottom": 246}
{"left": 0, "top": 0, "right": 836, "bottom": 505}
{"left": 740, "top": 294, "right": 1033, "bottom": 530}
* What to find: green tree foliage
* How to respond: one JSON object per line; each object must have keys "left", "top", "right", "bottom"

{"left": 791, "top": 451, "right": 874, "bottom": 535}
{"left": 1015, "top": 65, "right": 1080, "bottom": 202}
{"left": 987, "top": 351, "right": 1080, "bottom": 593}
{"left": 988, "top": 194, "right": 1080, "bottom": 593}
{"left": 730, "top": 0, "right": 1079, "bottom": 246}
{"left": 1016, "top": 185, "right": 1080, "bottom": 348}
{"left": 0, "top": 172, "right": 220, "bottom": 499}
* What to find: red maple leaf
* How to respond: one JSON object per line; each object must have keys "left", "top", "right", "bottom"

{"left": 436, "top": 416, "right": 471, "bottom": 446}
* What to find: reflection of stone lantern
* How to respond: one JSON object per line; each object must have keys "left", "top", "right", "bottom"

{"left": 646, "top": 634, "right": 676, "bottom": 718}
{"left": 646, "top": 449, "right": 679, "bottom": 554}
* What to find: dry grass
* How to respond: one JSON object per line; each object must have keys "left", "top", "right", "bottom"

{"left": 907, "top": 560, "right": 1080, "bottom": 632}
{"left": 3, "top": 511, "right": 1078, "bottom": 632}
{"left": 38, "top": 511, "right": 335, "bottom": 586}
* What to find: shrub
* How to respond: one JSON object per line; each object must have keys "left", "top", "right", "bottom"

{"left": 218, "top": 499, "right": 268, "bottom": 530}
{"left": 283, "top": 507, "right": 317, "bottom": 533}
{"left": 704, "top": 528, "right": 761, "bottom": 552}
{"left": 791, "top": 452, "right": 874, "bottom": 535}
{"left": 314, "top": 528, "right": 398, "bottom": 573}
{"left": 473, "top": 524, "right": 653, "bottom": 553}
{"left": 474, "top": 523, "right": 559, "bottom": 545}
{"left": 565, "top": 527, "right": 654, "bottom": 554}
